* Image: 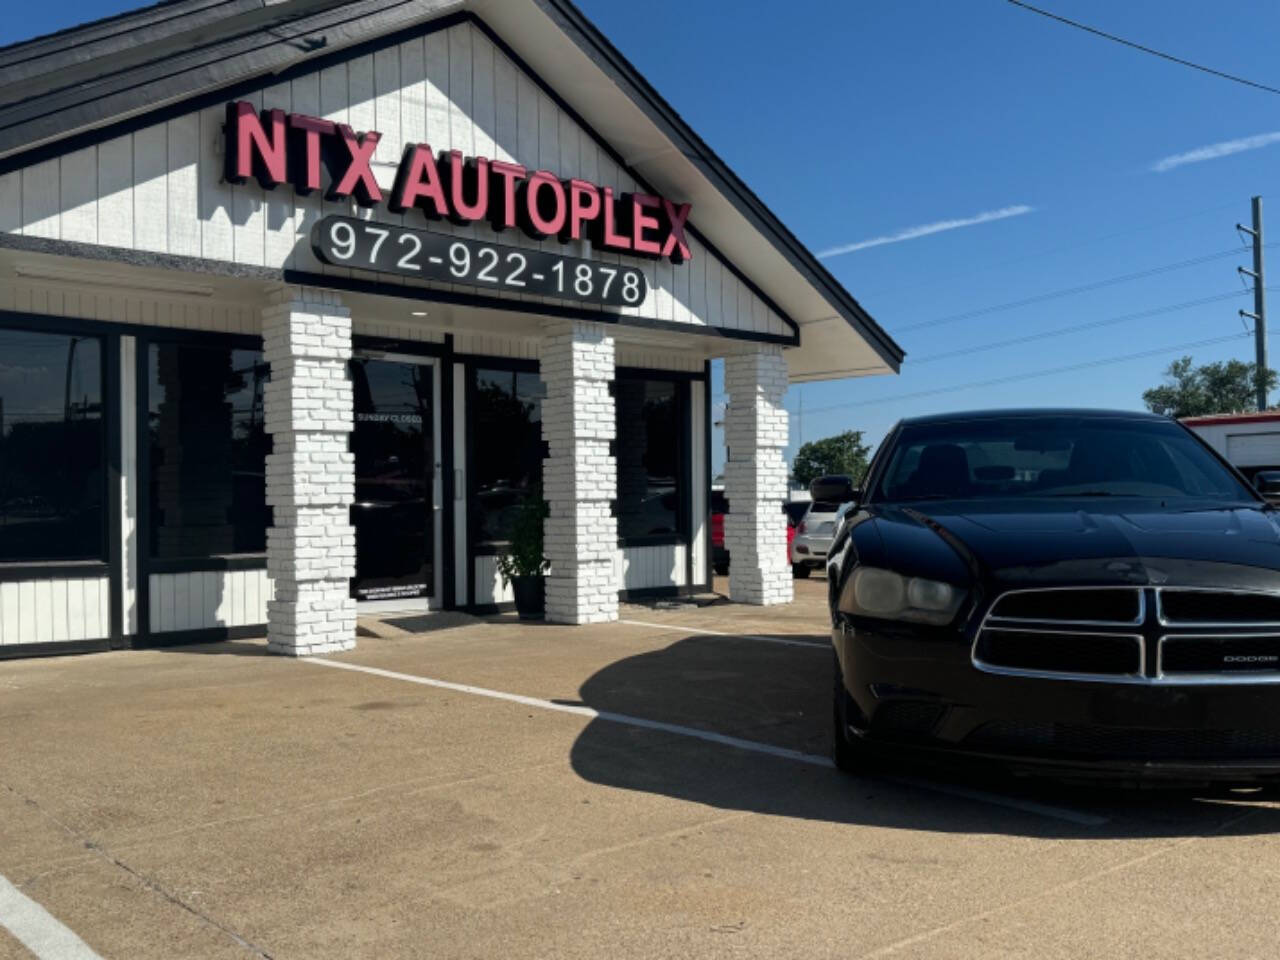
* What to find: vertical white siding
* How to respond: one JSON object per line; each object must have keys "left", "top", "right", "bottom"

{"left": 0, "top": 578, "right": 111, "bottom": 646}
{"left": 1, "top": 21, "right": 789, "bottom": 340}
{"left": 616, "top": 545, "right": 688, "bottom": 592}
{"left": 473, "top": 555, "right": 513, "bottom": 606}
{"left": 147, "top": 570, "right": 272, "bottom": 633}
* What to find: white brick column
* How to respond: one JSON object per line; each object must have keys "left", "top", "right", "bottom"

{"left": 724, "top": 347, "right": 792, "bottom": 605}
{"left": 541, "top": 320, "right": 619, "bottom": 624}
{"left": 262, "top": 286, "right": 357, "bottom": 655}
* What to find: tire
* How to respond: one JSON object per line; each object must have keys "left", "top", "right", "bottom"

{"left": 792, "top": 563, "right": 812, "bottom": 579}
{"left": 832, "top": 652, "right": 874, "bottom": 774}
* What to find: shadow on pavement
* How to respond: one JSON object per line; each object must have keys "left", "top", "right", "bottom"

{"left": 568, "top": 634, "right": 1280, "bottom": 840}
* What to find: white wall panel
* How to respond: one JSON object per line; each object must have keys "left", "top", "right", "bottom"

{"left": 474, "top": 555, "right": 513, "bottom": 606}
{"left": 0, "top": 280, "right": 257, "bottom": 334}
{"left": 148, "top": 570, "right": 272, "bottom": 633}
{"left": 452, "top": 332, "right": 538, "bottom": 359}
{"left": 133, "top": 122, "right": 169, "bottom": 253}
{"left": 615, "top": 346, "right": 703, "bottom": 372}
{"left": 0, "top": 171, "right": 19, "bottom": 233}
{"left": 0, "top": 578, "right": 111, "bottom": 646}
{"left": 616, "top": 544, "right": 687, "bottom": 592}
{"left": 59, "top": 147, "right": 98, "bottom": 244}
{"left": 98, "top": 135, "right": 134, "bottom": 249}
{"left": 2, "top": 21, "right": 788, "bottom": 341}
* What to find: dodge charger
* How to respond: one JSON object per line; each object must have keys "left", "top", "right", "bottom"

{"left": 827, "top": 408, "right": 1280, "bottom": 781}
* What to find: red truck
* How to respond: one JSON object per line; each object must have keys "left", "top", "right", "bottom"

{"left": 710, "top": 488, "right": 804, "bottom": 576}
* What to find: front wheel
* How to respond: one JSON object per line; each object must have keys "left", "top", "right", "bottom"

{"left": 792, "top": 563, "right": 811, "bottom": 579}
{"left": 832, "top": 652, "right": 875, "bottom": 774}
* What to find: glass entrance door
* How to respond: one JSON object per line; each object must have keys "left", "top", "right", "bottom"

{"left": 349, "top": 356, "right": 436, "bottom": 601}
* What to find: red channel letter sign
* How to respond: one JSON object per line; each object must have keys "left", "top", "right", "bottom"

{"left": 224, "top": 100, "right": 692, "bottom": 263}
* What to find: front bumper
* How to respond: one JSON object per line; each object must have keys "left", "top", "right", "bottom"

{"left": 835, "top": 620, "right": 1280, "bottom": 781}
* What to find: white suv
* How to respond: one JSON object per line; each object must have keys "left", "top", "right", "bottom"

{"left": 790, "top": 499, "right": 842, "bottom": 578}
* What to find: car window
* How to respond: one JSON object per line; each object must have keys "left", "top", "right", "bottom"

{"left": 874, "top": 416, "right": 1253, "bottom": 502}
{"left": 783, "top": 501, "right": 810, "bottom": 525}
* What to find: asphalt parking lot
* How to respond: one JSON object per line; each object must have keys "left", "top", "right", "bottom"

{"left": 3, "top": 576, "right": 1280, "bottom": 959}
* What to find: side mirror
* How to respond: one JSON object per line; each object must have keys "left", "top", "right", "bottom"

{"left": 809, "top": 474, "right": 857, "bottom": 504}
{"left": 1255, "top": 471, "right": 1280, "bottom": 498}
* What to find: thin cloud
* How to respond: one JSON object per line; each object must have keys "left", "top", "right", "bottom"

{"left": 817, "top": 205, "right": 1036, "bottom": 258}
{"left": 1151, "top": 131, "right": 1280, "bottom": 173}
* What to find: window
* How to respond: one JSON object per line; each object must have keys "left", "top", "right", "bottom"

{"left": 147, "top": 341, "right": 270, "bottom": 559}
{"left": 875, "top": 416, "right": 1252, "bottom": 503}
{"left": 0, "top": 327, "right": 105, "bottom": 563}
{"left": 471, "top": 368, "right": 544, "bottom": 547}
{"left": 614, "top": 376, "right": 687, "bottom": 541}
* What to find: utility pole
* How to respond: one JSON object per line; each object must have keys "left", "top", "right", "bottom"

{"left": 1238, "top": 195, "right": 1268, "bottom": 410}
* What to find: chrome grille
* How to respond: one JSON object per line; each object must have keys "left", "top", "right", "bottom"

{"left": 974, "top": 587, "right": 1146, "bottom": 682}
{"left": 977, "top": 629, "right": 1142, "bottom": 678}
{"left": 975, "top": 586, "right": 1280, "bottom": 684}
{"left": 1157, "top": 588, "right": 1280, "bottom": 628}
{"left": 987, "top": 587, "right": 1143, "bottom": 626}
{"left": 1159, "top": 634, "right": 1280, "bottom": 678}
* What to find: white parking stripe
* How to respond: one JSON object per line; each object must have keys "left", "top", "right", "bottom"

{"left": 303, "top": 658, "right": 1108, "bottom": 826}
{"left": 305, "top": 658, "right": 829, "bottom": 766}
{"left": 618, "top": 618, "right": 828, "bottom": 650}
{"left": 0, "top": 873, "right": 102, "bottom": 960}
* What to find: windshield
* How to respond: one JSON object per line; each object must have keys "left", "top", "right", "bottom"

{"left": 874, "top": 416, "right": 1254, "bottom": 503}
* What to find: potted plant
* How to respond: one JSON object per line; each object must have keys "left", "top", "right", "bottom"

{"left": 496, "top": 491, "right": 550, "bottom": 619}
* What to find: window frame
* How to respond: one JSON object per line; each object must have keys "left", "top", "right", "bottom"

{"left": 613, "top": 367, "right": 698, "bottom": 549}
{"left": 0, "top": 315, "right": 112, "bottom": 574}
{"left": 136, "top": 329, "right": 269, "bottom": 575}
{"left": 464, "top": 356, "right": 545, "bottom": 559}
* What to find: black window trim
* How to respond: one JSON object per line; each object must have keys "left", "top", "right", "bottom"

{"left": 0, "top": 313, "right": 112, "bottom": 570}
{"left": 462, "top": 355, "right": 541, "bottom": 609}
{"left": 613, "top": 366, "right": 702, "bottom": 550}
{"left": 136, "top": 327, "right": 269, "bottom": 577}
{"left": 465, "top": 355, "right": 543, "bottom": 559}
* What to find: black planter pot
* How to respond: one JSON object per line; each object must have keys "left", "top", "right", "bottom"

{"left": 510, "top": 575, "right": 546, "bottom": 620}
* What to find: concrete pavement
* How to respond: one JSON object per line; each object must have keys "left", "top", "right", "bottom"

{"left": 2, "top": 578, "right": 1280, "bottom": 958}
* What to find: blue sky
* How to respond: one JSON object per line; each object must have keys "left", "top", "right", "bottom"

{"left": 7, "top": 1, "right": 1280, "bottom": 470}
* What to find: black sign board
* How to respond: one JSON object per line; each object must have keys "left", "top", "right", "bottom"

{"left": 311, "top": 215, "right": 648, "bottom": 308}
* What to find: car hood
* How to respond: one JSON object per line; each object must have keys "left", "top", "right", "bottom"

{"left": 872, "top": 499, "right": 1280, "bottom": 590}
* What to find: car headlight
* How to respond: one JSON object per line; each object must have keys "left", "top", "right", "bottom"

{"left": 840, "top": 566, "right": 965, "bottom": 625}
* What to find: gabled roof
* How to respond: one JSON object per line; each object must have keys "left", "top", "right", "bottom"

{"left": 0, "top": 0, "right": 904, "bottom": 380}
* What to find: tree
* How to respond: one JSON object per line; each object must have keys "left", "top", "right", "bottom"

{"left": 792, "top": 430, "right": 871, "bottom": 489}
{"left": 1142, "top": 355, "right": 1278, "bottom": 418}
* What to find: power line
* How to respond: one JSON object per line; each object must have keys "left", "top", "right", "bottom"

{"left": 1008, "top": 0, "right": 1280, "bottom": 96}
{"left": 895, "top": 246, "right": 1250, "bottom": 334}
{"left": 910, "top": 289, "right": 1255, "bottom": 364}
{"left": 856, "top": 199, "right": 1246, "bottom": 301}
{"left": 791, "top": 332, "right": 1251, "bottom": 416}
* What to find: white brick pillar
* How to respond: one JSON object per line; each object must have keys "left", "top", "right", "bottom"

{"left": 541, "top": 320, "right": 619, "bottom": 624}
{"left": 262, "top": 286, "right": 357, "bottom": 655}
{"left": 724, "top": 347, "right": 792, "bottom": 605}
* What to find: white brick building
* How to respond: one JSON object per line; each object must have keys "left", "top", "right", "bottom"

{"left": 0, "top": 0, "right": 902, "bottom": 656}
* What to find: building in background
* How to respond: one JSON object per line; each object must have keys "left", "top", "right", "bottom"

{"left": 0, "top": 0, "right": 902, "bottom": 658}
{"left": 1183, "top": 412, "right": 1280, "bottom": 483}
